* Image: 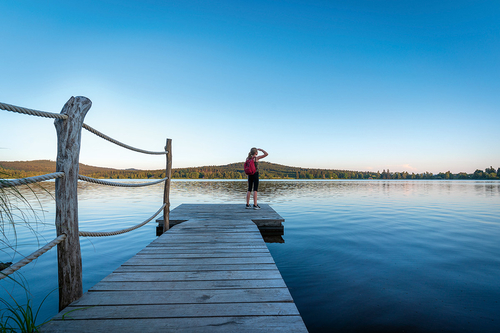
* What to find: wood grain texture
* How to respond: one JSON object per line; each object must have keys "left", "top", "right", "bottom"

{"left": 163, "top": 138, "right": 172, "bottom": 232}
{"left": 54, "top": 96, "right": 91, "bottom": 311}
{"left": 42, "top": 316, "right": 307, "bottom": 333}
{"left": 42, "top": 205, "right": 307, "bottom": 332}
{"left": 157, "top": 203, "right": 285, "bottom": 228}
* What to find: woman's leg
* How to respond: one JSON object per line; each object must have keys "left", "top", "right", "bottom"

{"left": 247, "top": 175, "right": 253, "bottom": 206}
{"left": 253, "top": 174, "right": 259, "bottom": 206}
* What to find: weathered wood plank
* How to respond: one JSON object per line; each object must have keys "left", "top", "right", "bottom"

{"left": 160, "top": 234, "right": 264, "bottom": 240}
{"left": 42, "top": 316, "right": 307, "bottom": 333}
{"left": 89, "top": 279, "right": 287, "bottom": 291}
{"left": 53, "top": 302, "right": 300, "bottom": 320}
{"left": 168, "top": 203, "right": 284, "bottom": 218}
{"left": 145, "top": 243, "right": 268, "bottom": 250}
{"left": 122, "top": 257, "right": 276, "bottom": 266}
{"left": 101, "top": 270, "right": 283, "bottom": 282}
{"left": 152, "top": 234, "right": 264, "bottom": 241}
{"left": 170, "top": 225, "right": 259, "bottom": 230}
{"left": 134, "top": 252, "right": 271, "bottom": 259}
{"left": 115, "top": 263, "right": 277, "bottom": 272}
{"left": 70, "top": 288, "right": 294, "bottom": 306}
{"left": 164, "top": 227, "right": 262, "bottom": 233}
{"left": 150, "top": 237, "right": 266, "bottom": 244}
{"left": 149, "top": 239, "right": 265, "bottom": 244}
{"left": 137, "top": 247, "right": 269, "bottom": 254}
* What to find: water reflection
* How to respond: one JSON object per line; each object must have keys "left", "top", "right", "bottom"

{"left": 2, "top": 180, "right": 500, "bottom": 333}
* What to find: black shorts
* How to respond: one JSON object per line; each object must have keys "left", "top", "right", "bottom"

{"left": 247, "top": 172, "right": 259, "bottom": 192}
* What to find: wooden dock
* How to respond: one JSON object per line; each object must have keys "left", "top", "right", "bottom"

{"left": 42, "top": 204, "right": 308, "bottom": 332}
{"left": 156, "top": 203, "right": 286, "bottom": 236}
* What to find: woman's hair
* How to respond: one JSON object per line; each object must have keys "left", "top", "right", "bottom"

{"left": 247, "top": 147, "right": 258, "bottom": 160}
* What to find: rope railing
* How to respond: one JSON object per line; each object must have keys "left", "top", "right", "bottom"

{"left": 0, "top": 174, "right": 166, "bottom": 189}
{"left": 0, "top": 172, "right": 65, "bottom": 189}
{"left": 0, "top": 234, "right": 67, "bottom": 280}
{"left": 78, "top": 175, "right": 167, "bottom": 187}
{"left": 82, "top": 123, "right": 167, "bottom": 155}
{"left": 0, "top": 101, "right": 68, "bottom": 120}
{"left": 1, "top": 96, "right": 172, "bottom": 310}
{"left": 1, "top": 101, "right": 166, "bottom": 154}
{"left": 79, "top": 203, "right": 166, "bottom": 237}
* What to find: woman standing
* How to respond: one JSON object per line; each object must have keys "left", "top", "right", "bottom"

{"left": 245, "top": 147, "right": 268, "bottom": 209}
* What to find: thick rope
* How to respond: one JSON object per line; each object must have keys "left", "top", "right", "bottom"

{"left": 78, "top": 175, "right": 167, "bottom": 187}
{"left": 1, "top": 102, "right": 167, "bottom": 155}
{"left": 0, "top": 102, "right": 68, "bottom": 120}
{"left": 0, "top": 234, "right": 67, "bottom": 280}
{"left": 79, "top": 203, "right": 166, "bottom": 237}
{"left": 0, "top": 172, "right": 65, "bottom": 188}
{"left": 82, "top": 123, "right": 167, "bottom": 155}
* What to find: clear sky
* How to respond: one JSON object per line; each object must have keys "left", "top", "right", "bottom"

{"left": 1, "top": 1, "right": 499, "bottom": 174}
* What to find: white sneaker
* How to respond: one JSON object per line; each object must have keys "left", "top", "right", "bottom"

{"left": 253, "top": 204, "right": 261, "bottom": 210}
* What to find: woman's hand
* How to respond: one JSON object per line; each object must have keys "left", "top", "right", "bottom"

{"left": 256, "top": 148, "right": 268, "bottom": 159}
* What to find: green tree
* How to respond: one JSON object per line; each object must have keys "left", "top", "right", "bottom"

{"left": 473, "top": 169, "right": 484, "bottom": 179}
{"left": 485, "top": 166, "right": 495, "bottom": 174}
{"left": 188, "top": 172, "right": 200, "bottom": 179}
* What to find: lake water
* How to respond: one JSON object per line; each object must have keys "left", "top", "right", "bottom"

{"left": 1, "top": 180, "right": 500, "bottom": 332}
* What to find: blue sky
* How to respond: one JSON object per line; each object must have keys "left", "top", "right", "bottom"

{"left": 1, "top": 1, "right": 499, "bottom": 173}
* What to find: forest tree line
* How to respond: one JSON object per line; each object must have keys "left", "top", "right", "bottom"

{"left": 1, "top": 160, "right": 499, "bottom": 180}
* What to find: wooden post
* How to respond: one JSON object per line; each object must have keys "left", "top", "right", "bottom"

{"left": 54, "top": 96, "right": 92, "bottom": 311}
{"left": 163, "top": 138, "right": 172, "bottom": 233}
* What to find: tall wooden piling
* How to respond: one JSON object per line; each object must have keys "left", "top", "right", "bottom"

{"left": 54, "top": 96, "right": 92, "bottom": 311}
{"left": 163, "top": 138, "right": 172, "bottom": 233}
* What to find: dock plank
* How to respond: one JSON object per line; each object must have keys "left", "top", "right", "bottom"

{"left": 122, "top": 257, "right": 276, "bottom": 265}
{"left": 53, "top": 302, "right": 301, "bottom": 319}
{"left": 116, "top": 263, "right": 277, "bottom": 271}
{"left": 41, "top": 316, "right": 307, "bottom": 333}
{"left": 89, "top": 279, "right": 287, "bottom": 291}
{"left": 101, "top": 270, "right": 284, "bottom": 282}
{"left": 68, "top": 288, "right": 294, "bottom": 306}
{"left": 42, "top": 204, "right": 307, "bottom": 332}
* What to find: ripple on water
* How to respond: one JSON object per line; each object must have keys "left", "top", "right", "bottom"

{"left": 1, "top": 180, "right": 499, "bottom": 332}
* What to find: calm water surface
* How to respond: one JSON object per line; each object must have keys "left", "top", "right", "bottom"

{"left": 1, "top": 180, "right": 499, "bottom": 332}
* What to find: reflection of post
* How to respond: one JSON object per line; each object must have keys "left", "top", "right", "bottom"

{"left": 54, "top": 96, "right": 92, "bottom": 311}
{"left": 163, "top": 138, "right": 172, "bottom": 233}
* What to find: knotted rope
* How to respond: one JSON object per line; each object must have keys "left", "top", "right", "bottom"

{"left": 0, "top": 234, "right": 67, "bottom": 280}
{"left": 0, "top": 172, "right": 65, "bottom": 188}
{"left": 82, "top": 124, "right": 167, "bottom": 155}
{"left": 79, "top": 203, "right": 166, "bottom": 237}
{"left": 0, "top": 102, "right": 68, "bottom": 120}
{"left": 78, "top": 175, "right": 167, "bottom": 187}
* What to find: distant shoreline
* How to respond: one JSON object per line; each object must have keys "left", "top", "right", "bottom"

{"left": 1, "top": 160, "right": 498, "bottom": 180}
